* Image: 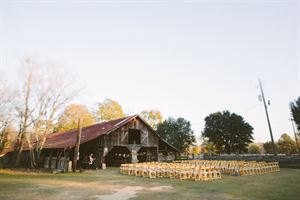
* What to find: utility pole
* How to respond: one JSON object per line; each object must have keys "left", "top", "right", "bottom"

{"left": 258, "top": 79, "right": 277, "bottom": 157}
{"left": 72, "top": 118, "right": 82, "bottom": 172}
{"left": 290, "top": 117, "right": 300, "bottom": 155}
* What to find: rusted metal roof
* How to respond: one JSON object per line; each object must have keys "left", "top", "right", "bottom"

{"left": 44, "top": 115, "right": 136, "bottom": 149}
{"left": 3, "top": 114, "right": 179, "bottom": 154}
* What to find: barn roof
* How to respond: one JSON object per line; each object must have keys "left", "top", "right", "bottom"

{"left": 44, "top": 115, "right": 136, "bottom": 149}
{"left": 45, "top": 114, "right": 178, "bottom": 152}
{"left": 2, "top": 114, "right": 179, "bottom": 155}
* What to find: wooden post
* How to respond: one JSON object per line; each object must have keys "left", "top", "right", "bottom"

{"left": 146, "top": 148, "right": 150, "bottom": 162}
{"left": 55, "top": 150, "right": 63, "bottom": 169}
{"left": 156, "top": 146, "right": 159, "bottom": 161}
{"left": 63, "top": 148, "right": 70, "bottom": 172}
{"left": 72, "top": 119, "right": 82, "bottom": 172}
{"left": 102, "top": 146, "right": 107, "bottom": 169}
{"left": 100, "top": 136, "right": 107, "bottom": 169}
{"left": 48, "top": 151, "right": 53, "bottom": 169}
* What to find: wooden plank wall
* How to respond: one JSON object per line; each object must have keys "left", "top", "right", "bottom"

{"left": 105, "top": 118, "right": 158, "bottom": 149}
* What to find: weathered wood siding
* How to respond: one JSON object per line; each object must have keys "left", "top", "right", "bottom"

{"left": 104, "top": 118, "right": 158, "bottom": 149}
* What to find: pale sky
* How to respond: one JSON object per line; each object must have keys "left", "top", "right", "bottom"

{"left": 0, "top": 0, "right": 300, "bottom": 143}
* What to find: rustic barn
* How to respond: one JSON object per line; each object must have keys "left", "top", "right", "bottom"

{"left": 3, "top": 115, "right": 178, "bottom": 170}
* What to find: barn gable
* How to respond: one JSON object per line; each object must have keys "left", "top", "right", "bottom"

{"left": 101, "top": 116, "right": 178, "bottom": 165}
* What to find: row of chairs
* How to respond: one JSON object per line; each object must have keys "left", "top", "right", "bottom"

{"left": 176, "top": 160, "right": 280, "bottom": 176}
{"left": 233, "top": 161, "right": 280, "bottom": 176}
{"left": 120, "top": 162, "right": 222, "bottom": 181}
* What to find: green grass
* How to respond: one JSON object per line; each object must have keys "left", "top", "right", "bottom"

{"left": 0, "top": 168, "right": 299, "bottom": 200}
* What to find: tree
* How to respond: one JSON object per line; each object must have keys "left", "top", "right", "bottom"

{"left": 290, "top": 97, "right": 300, "bottom": 132}
{"left": 56, "top": 104, "right": 95, "bottom": 132}
{"left": 0, "top": 124, "right": 16, "bottom": 154}
{"left": 95, "top": 99, "right": 125, "bottom": 122}
{"left": 289, "top": 99, "right": 300, "bottom": 154}
{"left": 190, "top": 145, "right": 201, "bottom": 156}
{"left": 277, "top": 133, "right": 297, "bottom": 155}
{"left": 0, "top": 126, "right": 9, "bottom": 154}
{"left": 140, "top": 110, "right": 163, "bottom": 129}
{"left": 263, "top": 141, "right": 278, "bottom": 154}
{"left": 14, "top": 58, "right": 77, "bottom": 167}
{"left": 0, "top": 79, "right": 15, "bottom": 154}
{"left": 202, "top": 111, "right": 254, "bottom": 154}
{"left": 248, "top": 144, "right": 261, "bottom": 154}
{"left": 156, "top": 117, "right": 196, "bottom": 152}
{"left": 201, "top": 139, "right": 218, "bottom": 156}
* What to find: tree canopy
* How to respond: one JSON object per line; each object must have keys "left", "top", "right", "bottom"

{"left": 277, "top": 133, "right": 297, "bottom": 155}
{"left": 290, "top": 97, "right": 300, "bottom": 132}
{"left": 263, "top": 141, "right": 278, "bottom": 154}
{"left": 96, "top": 99, "right": 125, "bottom": 122}
{"left": 190, "top": 145, "right": 201, "bottom": 156}
{"left": 201, "top": 139, "right": 218, "bottom": 156}
{"left": 248, "top": 144, "right": 262, "bottom": 154}
{"left": 202, "top": 111, "right": 254, "bottom": 154}
{"left": 56, "top": 104, "right": 96, "bottom": 132}
{"left": 140, "top": 110, "right": 163, "bottom": 129}
{"left": 156, "top": 117, "right": 196, "bottom": 152}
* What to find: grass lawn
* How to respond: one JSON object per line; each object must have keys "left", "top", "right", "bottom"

{"left": 0, "top": 168, "right": 299, "bottom": 200}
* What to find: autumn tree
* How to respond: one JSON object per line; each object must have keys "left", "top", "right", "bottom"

{"left": 248, "top": 144, "right": 262, "bottom": 154}
{"left": 202, "top": 111, "right": 254, "bottom": 154}
{"left": 189, "top": 145, "right": 201, "bottom": 156}
{"left": 56, "top": 104, "right": 95, "bottom": 132}
{"left": 201, "top": 139, "right": 218, "bottom": 156}
{"left": 277, "top": 133, "right": 297, "bottom": 155}
{"left": 95, "top": 99, "right": 125, "bottom": 122}
{"left": 140, "top": 110, "right": 163, "bottom": 129}
{"left": 14, "top": 58, "right": 77, "bottom": 167}
{"left": 156, "top": 117, "right": 196, "bottom": 152}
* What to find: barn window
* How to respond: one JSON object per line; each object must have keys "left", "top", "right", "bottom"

{"left": 128, "top": 129, "right": 141, "bottom": 144}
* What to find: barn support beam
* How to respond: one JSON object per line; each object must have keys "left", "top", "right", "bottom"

{"left": 101, "top": 135, "right": 109, "bottom": 169}
{"left": 94, "top": 137, "right": 102, "bottom": 169}
{"left": 146, "top": 148, "right": 150, "bottom": 162}
{"left": 156, "top": 146, "right": 159, "bottom": 161}
{"left": 100, "top": 146, "right": 109, "bottom": 169}
{"left": 95, "top": 148, "right": 101, "bottom": 169}
{"left": 48, "top": 151, "right": 53, "bottom": 169}
{"left": 72, "top": 119, "right": 82, "bottom": 172}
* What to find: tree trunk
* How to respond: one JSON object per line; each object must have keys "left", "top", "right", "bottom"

{"left": 15, "top": 133, "right": 26, "bottom": 167}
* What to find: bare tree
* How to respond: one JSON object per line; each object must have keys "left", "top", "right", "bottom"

{"left": 0, "top": 79, "right": 15, "bottom": 154}
{"left": 14, "top": 58, "right": 77, "bottom": 167}
{"left": 14, "top": 60, "right": 34, "bottom": 166}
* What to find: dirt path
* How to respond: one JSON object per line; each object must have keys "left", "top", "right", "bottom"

{"left": 0, "top": 177, "right": 173, "bottom": 200}
{"left": 91, "top": 186, "right": 173, "bottom": 200}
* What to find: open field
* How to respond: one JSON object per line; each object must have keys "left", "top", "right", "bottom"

{"left": 0, "top": 168, "right": 299, "bottom": 200}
